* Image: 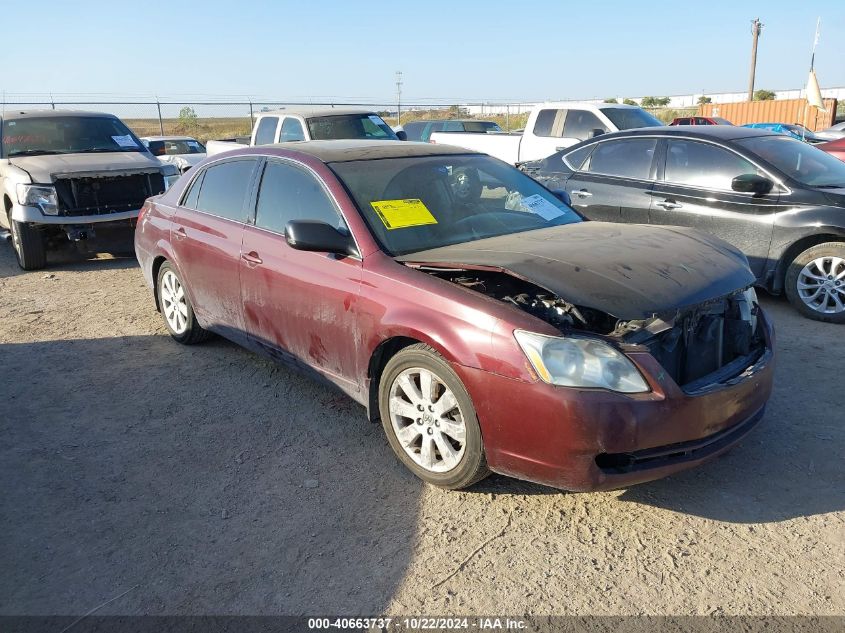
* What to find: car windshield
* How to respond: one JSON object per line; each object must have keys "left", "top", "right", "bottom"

{"left": 599, "top": 107, "right": 663, "bottom": 129}
{"left": 143, "top": 138, "right": 206, "bottom": 156}
{"left": 1, "top": 115, "right": 145, "bottom": 157}
{"left": 463, "top": 121, "right": 503, "bottom": 133}
{"left": 306, "top": 113, "right": 398, "bottom": 141}
{"left": 401, "top": 122, "right": 427, "bottom": 141}
{"left": 737, "top": 135, "right": 845, "bottom": 187}
{"left": 331, "top": 154, "right": 582, "bottom": 256}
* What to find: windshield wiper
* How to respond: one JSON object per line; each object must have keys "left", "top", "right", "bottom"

{"left": 7, "top": 150, "right": 63, "bottom": 157}
{"left": 73, "top": 148, "right": 139, "bottom": 153}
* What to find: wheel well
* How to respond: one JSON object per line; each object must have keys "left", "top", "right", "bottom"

{"left": 366, "top": 336, "right": 420, "bottom": 422}
{"left": 3, "top": 195, "right": 11, "bottom": 222}
{"left": 773, "top": 234, "right": 845, "bottom": 293}
{"left": 151, "top": 256, "right": 167, "bottom": 311}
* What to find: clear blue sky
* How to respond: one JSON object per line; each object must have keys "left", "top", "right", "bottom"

{"left": 1, "top": 0, "right": 843, "bottom": 103}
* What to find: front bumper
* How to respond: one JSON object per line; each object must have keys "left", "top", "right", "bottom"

{"left": 11, "top": 203, "right": 140, "bottom": 225}
{"left": 456, "top": 309, "right": 775, "bottom": 492}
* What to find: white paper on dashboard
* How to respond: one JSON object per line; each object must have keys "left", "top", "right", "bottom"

{"left": 521, "top": 194, "right": 566, "bottom": 221}
{"left": 111, "top": 135, "right": 138, "bottom": 148}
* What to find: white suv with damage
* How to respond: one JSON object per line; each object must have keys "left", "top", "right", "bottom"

{"left": 1, "top": 110, "right": 179, "bottom": 269}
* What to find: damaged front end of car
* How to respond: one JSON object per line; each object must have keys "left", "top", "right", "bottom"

{"left": 412, "top": 266, "right": 766, "bottom": 394}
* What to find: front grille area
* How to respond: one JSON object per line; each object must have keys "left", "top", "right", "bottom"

{"left": 595, "top": 407, "right": 765, "bottom": 473}
{"left": 642, "top": 298, "right": 763, "bottom": 391}
{"left": 54, "top": 172, "right": 165, "bottom": 216}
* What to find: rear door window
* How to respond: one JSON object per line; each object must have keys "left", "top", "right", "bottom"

{"left": 533, "top": 109, "right": 565, "bottom": 137}
{"left": 562, "top": 110, "right": 608, "bottom": 141}
{"left": 585, "top": 139, "right": 657, "bottom": 179}
{"left": 254, "top": 117, "right": 279, "bottom": 145}
{"left": 195, "top": 159, "right": 257, "bottom": 222}
{"left": 279, "top": 117, "right": 305, "bottom": 142}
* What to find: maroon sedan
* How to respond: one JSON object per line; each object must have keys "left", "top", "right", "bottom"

{"left": 819, "top": 137, "right": 845, "bottom": 162}
{"left": 135, "top": 141, "right": 774, "bottom": 491}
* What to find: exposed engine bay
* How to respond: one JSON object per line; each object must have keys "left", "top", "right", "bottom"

{"left": 419, "top": 267, "right": 765, "bottom": 390}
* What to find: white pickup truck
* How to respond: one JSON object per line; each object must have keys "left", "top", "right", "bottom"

{"left": 206, "top": 107, "right": 400, "bottom": 155}
{"left": 430, "top": 102, "right": 663, "bottom": 164}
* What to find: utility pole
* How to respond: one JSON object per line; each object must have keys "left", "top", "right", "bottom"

{"left": 747, "top": 18, "right": 763, "bottom": 101}
{"left": 395, "top": 71, "right": 403, "bottom": 126}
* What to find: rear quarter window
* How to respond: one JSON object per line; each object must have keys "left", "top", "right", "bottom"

{"left": 194, "top": 159, "right": 257, "bottom": 222}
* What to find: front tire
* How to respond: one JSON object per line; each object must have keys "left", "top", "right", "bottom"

{"left": 156, "top": 262, "right": 212, "bottom": 344}
{"left": 784, "top": 242, "right": 845, "bottom": 323}
{"left": 378, "top": 343, "right": 489, "bottom": 489}
{"left": 10, "top": 220, "right": 47, "bottom": 270}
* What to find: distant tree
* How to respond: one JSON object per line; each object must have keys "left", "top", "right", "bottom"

{"left": 178, "top": 106, "right": 198, "bottom": 124}
{"left": 603, "top": 98, "right": 618, "bottom": 104}
{"left": 641, "top": 96, "right": 671, "bottom": 107}
{"left": 753, "top": 89, "right": 776, "bottom": 101}
{"left": 698, "top": 95, "right": 712, "bottom": 105}
{"left": 622, "top": 98, "right": 638, "bottom": 106}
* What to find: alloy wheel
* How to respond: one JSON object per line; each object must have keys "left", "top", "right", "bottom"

{"left": 160, "top": 270, "right": 189, "bottom": 334}
{"left": 388, "top": 367, "right": 466, "bottom": 473}
{"left": 797, "top": 256, "right": 845, "bottom": 314}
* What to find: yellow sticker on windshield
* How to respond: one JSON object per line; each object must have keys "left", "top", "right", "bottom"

{"left": 371, "top": 199, "right": 438, "bottom": 230}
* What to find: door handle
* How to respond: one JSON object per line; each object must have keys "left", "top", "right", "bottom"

{"left": 656, "top": 199, "right": 683, "bottom": 210}
{"left": 174, "top": 227, "right": 187, "bottom": 241}
{"left": 572, "top": 189, "right": 593, "bottom": 198}
{"left": 242, "top": 251, "right": 263, "bottom": 266}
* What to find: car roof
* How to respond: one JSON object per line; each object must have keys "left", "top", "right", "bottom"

{"left": 256, "top": 107, "right": 379, "bottom": 118}
{"left": 238, "top": 139, "right": 476, "bottom": 163}
{"left": 539, "top": 101, "right": 644, "bottom": 110}
{"left": 594, "top": 125, "right": 781, "bottom": 141}
{"left": 403, "top": 119, "right": 497, "bottom": 124}
{"left": 0, "top": 109, "right": 119, "bottom": 120}
{"left": 141, "top": 136, "right": 199, "bottom": 141}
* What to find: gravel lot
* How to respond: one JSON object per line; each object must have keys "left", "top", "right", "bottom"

{"left": 1, "top": 241, "right": 843, "bottom": 617}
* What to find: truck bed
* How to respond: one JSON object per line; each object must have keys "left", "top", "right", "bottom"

{"left": 429, "top": 131, "right": 522, "bottom": 164}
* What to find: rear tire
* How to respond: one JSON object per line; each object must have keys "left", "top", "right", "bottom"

{"left": 10, "top": 220, "right": 47, "bottom": 270}
{"left": 156, "top": 262, "right": 212, "bottom": 344}
{"left": 378, "top": 343, "right": 489, "bottom": 489}
{"left": 784, "top": 242, "right": 845, "bottom": 323}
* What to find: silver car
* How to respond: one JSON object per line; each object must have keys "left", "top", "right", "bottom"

{"left": 140, "top": 136, "right": 207, "bottom": 174}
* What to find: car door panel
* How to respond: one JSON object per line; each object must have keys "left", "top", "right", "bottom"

{"left": 171, "top": 158, "right": 259, "bottom": 343}
{"left": 240, "top": 228, "right": 363, "bottom": 393}
{"left": 172, "top": 210, "right": 247, "bottom": 338}
{"left": 239, "top": 159, "right": 363, "bottom": 394}
{"left": 564, "top": 138, "right": 658, "bottom": 224}
{"left": 650, "top": 139, "right": 781, "bottom": 279}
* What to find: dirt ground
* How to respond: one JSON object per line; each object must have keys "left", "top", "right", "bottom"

{"left": 0, "top": 241, "right": 843, "bottom": 618}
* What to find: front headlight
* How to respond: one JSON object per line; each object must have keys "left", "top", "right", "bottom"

{"left": 16, "top": 184, "right": 59, "bottom": 215}
{"left": 514, "top": 330, "right": 650, "bottom": 393}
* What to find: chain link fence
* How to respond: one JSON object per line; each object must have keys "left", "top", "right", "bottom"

{"left": 0, "top": 101, "right": 550, "bottom": 141}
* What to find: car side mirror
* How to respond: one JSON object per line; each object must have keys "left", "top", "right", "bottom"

{"left": 285, "top": 220, "right": 354, "bottom": 255}
{"left": 551, "top": 189, "right": 572, "bottom": 207}
{"left": 731, "top": 173, "right": 774, "bottom": 195}
{"left": 590, "top": 129, "right": 605, "bottom": 138}
{"left": 396, "top": 130, "right": 408, "bottom": 141}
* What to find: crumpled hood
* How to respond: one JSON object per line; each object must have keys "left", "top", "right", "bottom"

{"left": 10, "top": 152, "right": 164, "bottom": 183}
{"left": 398, "top": 222, "right": 755, "bottom": 320}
